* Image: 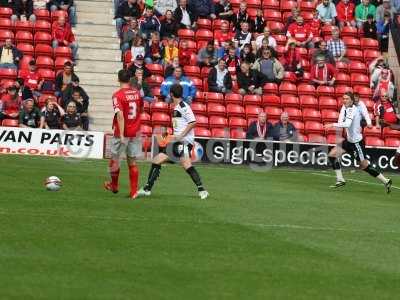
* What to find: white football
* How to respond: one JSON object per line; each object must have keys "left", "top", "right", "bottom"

{"left": 45, "top": 176, "right": 62, "bottom": 191}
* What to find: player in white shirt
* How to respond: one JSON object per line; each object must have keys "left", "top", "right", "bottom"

{"left": 138, "top": 83, "right": 209, "bottom": 200}
{"left": 324, "top": 92, "right": 392, "bottom": 192}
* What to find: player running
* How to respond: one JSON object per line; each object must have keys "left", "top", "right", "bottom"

{"left": 324, "top": 92, "right": 392, "bottom": 192}
{"left": 138, "top": 83, "right": 209, "bottom": 200}
{"left": 104, "top": 69, "right": 143, "bottom": 199}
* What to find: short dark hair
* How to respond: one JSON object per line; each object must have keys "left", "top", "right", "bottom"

{"left": 64, "top": 61, "right": 73, "bottom": 68}
{"left": 344, "top": 91, "right": 354, "bottom": 102}
{"left": 170, "top": 83, "right": 183, "bottom": 98}
{"left": 72, "top": 88, "right": 81, "bottom": 94}
{"left": 118, "top": 69, "right": 130, "bottom": 83}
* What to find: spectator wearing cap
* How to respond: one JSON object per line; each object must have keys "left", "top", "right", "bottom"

{"left": 17, "top": 60, "right": 44, "bottom": 101}
{"left": 62, "top": 101, "right": 82, "bottom": 130}
{"left": 19, "top": 99, "right": 41, "bottom": 128}
{"left": 215, "top": 0, "right": 233, "bottom": 22}
{"left": 55, "top": 61, "right": 79, "bottom": 98}
{"left": 355, "top": 0, "right": 377, "bottom": 29}
{"left": 0, "top": 38, "right": 22, "bottom": 69}
{"left": 131, "top": 68, "right": 156, "bottom": 103}
{"left": 177, "top": 40, "right": 192, "bottom": 66}
{"left": 127, "top": 54, "right": 151, "bottom": 78}
{"left": 130, "top": 36, "right": 146, "bottom": 62}
{"left": 160, "top": 66, "right": 196, "bottom": 103}
{"left": 48, "top": 0, "right": 76, "bottom": 26}
{"left": 188, "top": 0, "right": 216, "bottom": 21}
{"left": 363, "top": 14, "right": 377, "bottom": 39}
{"left": 312, "top": 40, "right": 336, "bottom": 65}
{"left": 154, "top": 0, "right": 177, "bottom": 16}
{"left": 376, "top": 0, "right": 395, "bottom": 23}
{"left": 232, "top": 3, "right": 253, "bottom": 32}
{"left": 377, "top": 11, "right": 391, "bottom": 52}
{"left": 144, "top": 32, "right": 164, "bottom": 64}
{"left": 371, "top": 67, "right": 395, "bottom": 99}
{"left": 160, "top": 9, "right": 179, "bottom": 39}
{"left": 272, "top": 112, "right": 298, "bottom": 142}
{"left": 252, "top": 48, "right": 284, "bottom": 84}
{"left": 115, "top": 0, "right": 141, "bottom": 37}
{"left": 164, "top": 36, "right": 179, "bottom": 65}
{"left": 316, "top": 0, "right": 337, "bottom": 25}
{"left": 327, "top": 27, "right": 347, "bottom": 62}
{"left": 52, "top": 16, "right": 78, "bottom": 60}
{"left": 0, "top": 85, "right": 21, "bottom": 122}
{"left": 207, "top": 59, "right": 232, "bottom": 93}
{"left": 11, "top": 0, "right": 36, "bottom": 24}
{"left": 121, "top": 18, "right": 139, "bottom": 53}
{"left": 173, "top": 0, "right": 195, "bottom": 29}
{"left": 238, "top": 62, "right": 264, "bottom": 95}
{"left": 40, "top": 97, "right": 65, "bottom": 129}
{"left": 246, "top": 112, "right": 273, "bottom": 140}
{"left": 198, "top": 41, "right": 218, "bottom": 67}
{"left": 311, "top": 56, "right": 337, "bottom": 86}
{"left": 234, "top": 22, "right": 252, "bottom": 50}
{"left": 336, "top": 0, "right": 356, "bottom": 28}
{"left": 374, "top": 93, "right": 399, "bottom": 128}
{"left": 287, "top": 16, "right": 314, "bottom": 48}
{"left": 139, "top": 7, "right": 161, "bottom": 39}
{"left": 254, "top": 27, "right": 277, "bottom": 51}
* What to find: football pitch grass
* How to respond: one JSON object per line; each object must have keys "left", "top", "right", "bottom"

{"left": 1, "top": 155, "right": 400, "bottom": 299}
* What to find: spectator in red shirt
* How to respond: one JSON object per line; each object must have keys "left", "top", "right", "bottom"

{"left": 311, "top": 56, "right": 337, "bottom": 86}
{"left": 0, "top": 85, "right": 21, "bottom": 122}
{"left": 374, "top": 93, "right": 399, "bottom": 128}
{"left": 52, "top": 16, "right": 78, "bottom": 61}
{"left": 306, "top": 10, "right": 322, "bottom": 40}
{"left": 336, "top": 0, "right": 356, "bottom": 28}
{"left": 17, "top": 60, "right": 44, "bottom": 101}
{"left": 287, "top": 16, "right": 314, "bottom": 48}
{"left": 284, "top": 7, "right": 300, "bottom": 34}
{"left": 282, "top": 39, "right": 303, "bottom": 78}
{"left": 214, "top": 21, "right": 233, "bottom": 48}
{"left": 223, "top": 46, "right": 240, "bottom": 74}
{"left": 178, "top": 39, "right": 192, "bottom": 66}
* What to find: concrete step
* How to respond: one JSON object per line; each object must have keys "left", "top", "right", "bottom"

{"left": 77, "top": 48, "right": 121, "bottom": 62}
{"left": 75, "top": 24, "right": 116, "bottom": 38}
{"left": 77, "top": 72, "right": 119, "bottom": 86}
{"left": 77, "top": 12, "right": 114, "bottom": 26}
{"left": 78, "top": 41, "right": 120, "bottom": 50}
{"left": 76, "top": 1, "right": 113, "bottom": 14}
{"left": 89, "top": 109, "right": 113, "bottom": 116}
{"left": 76, "top": 35, "right": 119, "bottom": 45}
{"left": 81, "top": 85, "right": 116, "bottom": 94}
{"left": 75, "top": 60, "right": 122, "bottom": 74}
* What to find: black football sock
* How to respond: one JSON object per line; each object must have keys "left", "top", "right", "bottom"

{"left": 364, "top": 165, "right": 380, "bottom": 177}
{"left": 329, "top": 156, "right": 341, "bottom": 170}
{"left": 185, "top": 166, "right": 205, "bottom": 192}
{"left": 144, "top": 163, "right": 161, "bottom": 191}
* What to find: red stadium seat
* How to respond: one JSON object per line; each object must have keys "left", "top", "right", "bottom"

{"left": 151, "top": 112, "right": 170, "bottom": 126}
{"left": 262, "top": 95, "right": 280, "bottom": 107}
{"left": 284, "top": 107, "right": 302, "bottom": 120}
{"left": 299, "top": 95, "right": 318, "bottom": 109}
{"left": 268, "top": 21, "right": 285, "bottom": 33}
{"left": 365, "top": 137, "right": 384, "bottom": 147}
{"left": 195, "top": 91, "right": 205, "bottom": 102}
{"left": 327, "top": 134, "right": 345, "bottom": 144}
{"left": 195, "top": 127, "right": 211, "bottom": 137}
{"left": 145, "top": 63, "right": 164, "bottom": 76}
{"left": 0, "top": 7, "right": 13, "bottom": 18}
{"left": 39, "top": 69, "right": 55, "bottom": 81}
{"left": 305, "top": 121, "right": 324, "bottom": 135}
{"left": 243, "top": 94, "right": 262, "bottom": 106}
{"left": 196, "top": 18, "right": 212, "bottom": 30}
{"left": 205, "top": 92, "right": 224, "bottom": 103}
{"left": 281, "top": 94, "right": 299, "bottom": 108}
{"left": 264, "top": 10, "right": 282, "bottom": 22}
{"left": 35, "top": 56, "right": 54, "bottom": 69}
{"left": 246, "top": 0, "right": 261, "bottom": 8}
{"left": 35, "top": 43, "right": 53, "bottom": 57}
{"left": 360, "top": 38, "right": 379, "bottom": 50}
{"left": 209, "top": 116, "right": 228, "bottom": 128}
{"left": 346, "top": 49, "right": 363, "bottom": 61}
{"left": 141, "top": 124, "right": 152, "bottom": 136}
{"left": 300, "top": 0, "right": 316, "bottom": 11}
{"left": 226, "top": 104, "right": 245, "bottom": 117}
{"left": 341, "top": 26, "right": 358, "bottom": 37}
{"left": 207, "top": 103, "right": 226, "bottom": 116}
{"left": 336, "top": 61, "right": 349, "bottom": 73}
{"left": 34, "top": 31, "right": 52, "bottom": 45}
{"left": 183, "top": 65, "right": 200, "bottom": 77}
{"left": 308, "top": 134, "right": 327, "bottom": 144}
{"left": 297, "top": 84, "right": 316, "bottom": 96}
{"left": 363, "top": 50, "right": 380, "bottom": 63}
{"left": 229, "top": 117, "right": 247, "bottom": 129}
{"left": 349, "top": 61, "right": 367, "bottom": 74}
{"left": 195, "top": 114, "right": 209, "bottom": 127}
{"left": 316, "top": 85, "right": 335, "bottom": 97}
{"left": 279, "top": 81, "right": 297, "bottom": 95}
{"left": 54, "top": 57, "right": 71, "bottom": 71}
{"left": 0, "top": 68, "right": 17, "bottom": 80}
{"left": 265, "top": 106, "right": 283, "bottom": 119}
{"left": 351, "top": 73, "right": 369, "bottom": 86}
{"left": 273, "top": 34, "right": 286, "bottom": 45}
{"left": 335, "top": 73, "right": 351, "bottom": 86}
{"left": 245, "top": 105, "right": 263, "bottom": 118}
{"left": 143, "top": 101, "right": 151, "bottom": 113}
{"left": 230, "top": 129, "right": 246, "bottom": 139}
{"left": 191, "top": 102, "right": 206, "bottom": 114}
{"left": 34, "top": 9, "right": 51, "bottom": 22}
{"left": 51, "top": 10, "right": 68, "bottom": 22}
{"left": 280, "top": 1, "right": 297, "bottom": 11}
{"left": 291, "top": 120, "right": 305, "bottom": 134}
{"left": 1, "top": 118, "right": 19, "bottom": 127}
{"left": 54, "top": 46, "right": 72, "bottom": 59}
{"left": 382, "top": 127, "right": 400, "bottom": 139}
{"left": 211, "top": 128, "right": 229, "bottom": 138}
{"left": 0, "top": 29, "right": 14, "bottom": 42}
{"left": 151, "top": 101, "right": 169, "bottom": 113}
{"left": 15, "top": 20, "right": 34, "bottom": 33}
{"left": 195, "top": 29, "right": 213, "bottom": 41}
{"left": 34, "top": 20, "right": 52, "bottom": 33}
{"left": 263, "top": 0, "right": 279, "bottom": 9}
{"left": 190, "top": 77, "right": 203, "bottom": 91}
{"left": 17, "top": 43, "right": 34, "bottom": 56}
{"left": 147, "top": 75, "right": 164, "bottom": 88}
{"left": 321, "top": 109, "right": 339, "bottom": 123}
{"left": 200, "top": 67, "right": 211, "bottom": 78}
{"left": 0, "top": 18, "right": 12, "bottom": 30}
{"left": 354, "top": 85, "right": 373, "bottom": 98}
{"left": 263, "top": 82, "right": 279, "bottom": 94}
{"left": 322, "top": 25, "right": 334, "bottom": 36}
{"left": 301, "top": 11, "right": 314, "bottom": 21}
{"left": 343, "top": 37, "right": 361, "bottom": 49}
{"left": 140, "top": 112, "right": 151, "bottom": 125}
{"left": 225, "top": 93, "right": 242, "bottom": 104}
{"left": 179, "top": 39, "right": 196, "bottom": 52}
{"left": 15, "top": 31, "right": 33, "bottom": 44}
{"left": 319, "top": 96, "right": 338, "bottom": 110}
{"left": 335, "top": 85, "right": 353, "bottom": 97}
{"left": 19, "top": 55, "right": 33, "bottom": 70}
{"left": 212, "top": 19, "right": 228, "bottom": 31}
{"left": 364, "top": 127, "right": 382, "bottom": 138}
{"left": 303, "top": 108, "right": 321, "bottom": 122}
{"left": 385, "top": 138, "right": 400, "bottom": 148}
{"left": 363, "top": 99, "right": 374, "bottom": 112}
{"left": 197, "top": 40, "right": 208, "bottom": 51}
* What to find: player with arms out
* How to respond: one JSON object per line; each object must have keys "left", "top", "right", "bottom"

{"left": 324, "top": 92, "right": 392, "bottom": 192}
{"left": 104, "top": 69, "right": 143, "bottom": 199}
{"left": 138, "top": 83, "right": 209, "bottom": 200}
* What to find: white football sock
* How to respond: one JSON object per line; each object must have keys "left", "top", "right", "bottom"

{"left": 377, "top": 174, "right": 389, "bottom": 184}
{"left": 335, "top": 169, "right": 345, "bottom": 182}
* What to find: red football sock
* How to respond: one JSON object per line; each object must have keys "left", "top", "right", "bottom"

{"left": 129, "top": 164, "right": 139, "bottom": 197}
{"left": 109, "top": 159, "right": 120, "bottom": 189}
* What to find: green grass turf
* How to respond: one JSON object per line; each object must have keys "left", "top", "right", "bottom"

{"left": 1, "top": 155, "right": 400, "bottom": 299}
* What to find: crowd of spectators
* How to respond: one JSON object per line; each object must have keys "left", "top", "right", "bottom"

{"left": 0, "top": 0, "right": 88, "bottom": 130}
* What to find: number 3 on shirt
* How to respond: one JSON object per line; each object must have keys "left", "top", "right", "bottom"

{"left": 128, "top": 102, "right": 137, "bottom": 119}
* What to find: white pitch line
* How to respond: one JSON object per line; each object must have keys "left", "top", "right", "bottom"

{"left": 311, "top": 172, "right": 400, "bottom": 190}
